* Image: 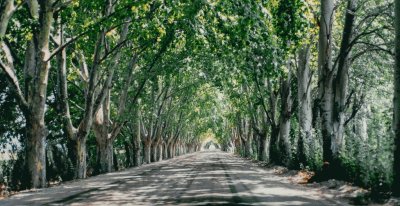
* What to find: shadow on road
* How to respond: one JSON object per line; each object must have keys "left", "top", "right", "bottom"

{"left": 2, "top": 151, "right": 341, "bottom": 206}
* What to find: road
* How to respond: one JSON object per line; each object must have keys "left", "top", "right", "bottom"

{"left": 1, "top": 150, "right": 346, "bottom": 205}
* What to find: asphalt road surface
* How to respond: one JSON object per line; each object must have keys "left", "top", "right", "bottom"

{"left": 1, "top": 150, "right": 346, "bottom": 205}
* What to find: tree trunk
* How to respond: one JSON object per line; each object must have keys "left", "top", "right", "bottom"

{"left": 163, "top": 142, "right": 168, "bottom": 159}
{"left": 95, "top": 138, "right": 113, "bottom": 174}
{"left": 318, "top": 0, "right": 335, "bottom": 170}
{"left": 278, "top": 118, "right": 291, "bottom": 166}
{"left": 297, "top": 45, "right": 313, "bottom": 167}
{"left": 113, "top": 150, "right": 119, "bottom": 171}
{"left": 266, "top": 79, "right": 280, "bottom": 164}
{"left": 133, "top": 141, "right": 141, "bottom": 167}
{"left": 133, "top": 110, "right": 141, "bottom": 167}
{"left": 278, "top": 66, "right": 292, "bottom": 167}
{"left": 26, "top": 115, "right": 47, "bottom": 188}
{"left": 56, "top": 23, "right": 106, "bottom": 179}
{"left": 176, "top": 143, "right": 181, "bottom": 156}
{"left": 174, "top": 143, "right": 177, "bottom": 157}
{"left": 93, "top": 86, "right": 115, "bottom": 174}
{"left": 393, "top": 0, "right": 400, "bottom": 196}
{"left": 74, "top": 137, "right": 87, "bottom": 178}
{"left": 0, "top": 0, "right": 16, "bottom": 37}
{"left": 157, "top": 143, "right": 163, "bottom": 161}
{"left": 243, "top": 133, "right": 253, "bottom": 158}
{"left": 151, "top": 144, "right": 158, "bottom": 162}
{"left": 24, "top": 0, "right": 53, "bottom": 188}
{"left": 144, "top": 143, "right": 151, "bottom": 164}
{"left": 93, "top": 120, "right": 111, "bottom": 171}
{"left": 168, "top": 143, "right": 174, "bottom": 159}
{"left": 124, "top": 141, "right": 133, "bottom": 167}
{"left": 91, "top": 18, "right": 131, "bottom": 174}
{"left": 269, "top": 126, "right": 280, "bottom": 163}
{"left": 257, "top": 132, "right": 269, "bottom": 162}
{"left": 180, "top": 143, "right": 183, "bottom": 155}
{"left": 234, "top": 133, "right": 241, "bottom": 155}
{"left": 55, "top": 26, "right": 89, "bottom": 179}
{"left": 332, "top": 0, "right": 357, "bottom": 158}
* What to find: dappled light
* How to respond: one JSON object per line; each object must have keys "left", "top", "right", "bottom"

{"left": 2, "top": 152, "right": 337, "bottom": 205}
{"left": 0, "top": 0, "right": 399, "bottom": 205}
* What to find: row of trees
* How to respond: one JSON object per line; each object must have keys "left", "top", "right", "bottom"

{"left": 0, "top": 0, "right": 399, "bottom": 198}
{"left": 210, "top": 0, "right": 397, "bottom": 196}
{"left": 0, "top": 0, "right": 218, "bottom": 189}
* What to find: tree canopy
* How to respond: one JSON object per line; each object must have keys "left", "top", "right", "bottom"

{"left": 0, "top": 0, "right": 398, "bottom": 199}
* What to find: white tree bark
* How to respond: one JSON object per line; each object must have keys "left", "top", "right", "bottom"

{"left": 297, "top": 44, "right": 313, "bottom": 166}
{"left": 318, "top": 0, "right": 335, "bottom": 164}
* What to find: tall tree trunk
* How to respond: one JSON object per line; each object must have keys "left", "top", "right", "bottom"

{"left": 55, "top": 15, "right": 107, "bottom": 179}
{"left": 57, "top": 45, "right": 81, "bottom": 179}
{"left": 266, "top": 79, "right": 280, "bottom": 164}
{"left": 55, "top": 25, "right": 89, "bottom": 179}
{"left": 92, "top": 19, "right": 131, "bottom": 173}
{"left": 133, "top": 113, "right": 141, "bottom": 167}
{"left": 69, "top": 34, "right": 104, "bottom": 179}
{"left": 93, "top": 92, "right": 114, "bottom": 173}
{"left": 278, "top": 67, "right": 292, "bottom": 166}
{"left": 318, "top": 0, "right": 335, "bottom": 170}
{"left": 393, "top": 0, "right": 400, "bottom": 195}
{"left": 297, "top": 45, "right": 313, "bottom": 167}
{"left": 332, "top": 0, "right": 357, "bottom": 158}
{"left": 24, "top": 0, "right": 53, "bottom": 188}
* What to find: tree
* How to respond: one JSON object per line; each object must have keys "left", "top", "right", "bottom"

{"left": 317, "top": 0, "right": 336, "bottom": 175}
{"left": 0, "top": 0, "right": 58, "bottom": 188}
